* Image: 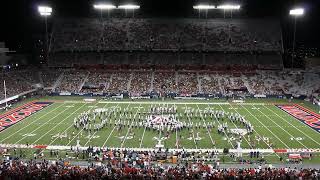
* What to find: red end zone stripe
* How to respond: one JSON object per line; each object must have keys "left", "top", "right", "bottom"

{"left": 276, "top": 104, "right": 320, "bottom": 133}
{"left": 294, "top": 104, "right": 320, "bottom": 119}
{"left": 0, "top": 102, "right": 53, "bottom": 132}
{"left": 0, "top": 101, "right": 35, "bottom": 119}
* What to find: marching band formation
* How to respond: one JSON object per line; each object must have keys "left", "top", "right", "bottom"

{"left": 67, "top": 104, "right": 260, "bottom": 148}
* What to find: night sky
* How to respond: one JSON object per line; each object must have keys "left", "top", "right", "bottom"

{"left": 0, "top": 0, "right": 319, "bottom": 51}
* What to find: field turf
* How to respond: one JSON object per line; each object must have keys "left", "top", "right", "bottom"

{"left": 0, "top": 99, "right": 320, "bottom": 151}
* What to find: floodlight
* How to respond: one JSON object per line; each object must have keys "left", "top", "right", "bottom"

{"left": 217, "top": 4, "right": 240, "bottom": 10}
{"left": 38, "top": 6, "right": 52, "bottom": 16}
{"left": 290, "top": 8, "right": 304, "bottom": 16}
{"left": 193, "top": 5, "right": 216, "bottom": 10}
{"left": 118, "top": 4, "right": 140, "bottom": 10}
{"left": 93, "top": 4, "right": 116, "bottom": 10}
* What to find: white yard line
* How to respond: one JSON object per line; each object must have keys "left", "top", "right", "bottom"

{"left": 196, "top": 104, "right": 216, "bottom": 147}
{"left": 184, "top": 104, "right": 198, "bottom": 149}
{"left": 218, "top": 104, "right": 252, "bottom": 149}
{"left": 253, "top": 105, "right": 308, "bottom": 149}
{"left": 14, "top": 104, "right": 75, "bottom": 144}
{"left": 240, "top": 104, "right": 290, "bottom": 149}
{"left": 225, "top": 104, "right": 277, "bottom": 153}
{"left": 33, "top": 103, "right": 88, "bottom": 145}
{"left": 101, "top": 104, "right": 131, "bottom": 148}
{"left": 206, "top": 104, "right": 235, "bottom": 149}
{"left": 264, "top": 105, "right": 320, "bottom": 147}
{"left": 139, "top": 127, "right": 147, "bottom": 148}
{"left": 139, "top": 104, "right": 151, "bottom": 148}
{"left": 65, "top": 102, "right": 109, "bottom": 146}
{"left": 83, "top": 102, "right": 115, "bottom": 147}
{"left": 0, "top": 103, "right": 65, "bottom": 143}
{"left": 121, "top": 104, "right": 142, "bottom": 148}
{"left": 46, "top": 102, "right": 101, "bottom": 147}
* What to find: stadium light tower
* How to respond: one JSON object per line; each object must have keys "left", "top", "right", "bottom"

{"left": 193, "top": 5, "right": 216, "bottom": 18}
{"left": 217, "top": 4, "right": 240, "bottom": 18}
{"left": 193, "top": 5, "right": 216, "bottom": 10}
{"left": 118, "top": 4, "right": 140, "bottom": 17}
{"left": 216, "top": 4, "right": 241, "bottom": 10}
{"left": 93, "top": 4, "right": 116, "bottom": 18}
{"left": 38, "top": 6, "right": 52, "bottom": 65}
{"left": 289, "top": 8, "right": 304, "bottom": 69}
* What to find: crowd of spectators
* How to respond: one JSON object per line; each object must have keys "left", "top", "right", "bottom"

{"left": 0, "top": 67, "right": 319, "bottom": 99}
{"left": 55, "top": 70, "right": 88, "bottom": 93}
{"left": 48, "top": 68, "right": 319, "bottom": 97}
{"left": 81, "top": 72, "right": 111, "bottom": 93}
{"left": 1, "top": 157, "right": 320, "bottom": 179}
{"left": 51, "top": 18, "right": 282, "bottom": 52}
{"left": 129, "top": 71, "right": 152, "bottom": 96}
{"left": 199, "top": 73, "right": 221, "bottom": 94}
{"left": 153, "top": 72, "right": 177, "bottom": 94}
{"left": 107, "top": 72, "right": 131, "bottom": 94}
{"left": 40, "top": 69, "right": 63, "bottom": 88}
{"left": 178, "top": 72, "right": 199, "bottom": 95}
{"left": 0, "top": 72, "right": 32, "bottom": 99}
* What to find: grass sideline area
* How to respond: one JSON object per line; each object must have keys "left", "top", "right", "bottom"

{"left": 0, "top": 96, "right": 319, "bottom": 164}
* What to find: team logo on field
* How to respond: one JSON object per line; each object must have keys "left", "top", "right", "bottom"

{"left": 276, "top": 105, "right": 320, "bottom": 133}
{"left": 0, "top": 102, "right": 53, "bottom": 132}
{"left": 146, "top": 115, "right": 183, "bottom": 130}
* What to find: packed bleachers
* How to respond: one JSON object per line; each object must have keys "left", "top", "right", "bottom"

{"left": 129, "top": 71, "right": 152, "bottom": 96}
{"left": 40, "top": 69, "right": 62, "bottom": 88}
{"left": 1, "top": 158, "right": 319, "bottom": 179}
{"left": 153, "top": 71, "right": 177, "bottom": 93}
{"left": 178, "top": 72, "right": 199, "bottom": 95}
{"left": 0, "top": 67, "right": 319, "bottom": 99}
{"left": 81, "top": 71, "right": 112, "bottom": 93}
{"left": 107, "top": 72, "right": 131, "bottom": 93}
{"left": 51, "top": 18, "right": 282, "bottom": 52}
{"left": 55, "top": 70, "right": 88, "bottom": 93}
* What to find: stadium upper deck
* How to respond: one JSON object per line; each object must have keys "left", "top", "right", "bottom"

{"left": 50, "top": 18, "right": 282, "bottom": 52}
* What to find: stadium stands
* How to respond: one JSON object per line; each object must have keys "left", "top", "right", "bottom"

{"left": 1, "top": 158, "right": 319, "bottom": 179}
{"left": 0, "top": 67, "right": 319, "bottom": 99}
{"left": 51, "top": 18, "right": 282, "bottom": 52}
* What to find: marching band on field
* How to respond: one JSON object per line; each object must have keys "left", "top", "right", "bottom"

{"left": 70, "top": 105, "right": 254, "bottom": 142}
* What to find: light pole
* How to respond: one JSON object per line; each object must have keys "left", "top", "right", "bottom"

{"left": 118, "top": 4, "right": 140, "bottom": 18}
{"left": 38, "top": 6, "right": 52, "bottom": 66}
{"left": 289, "top": 8, "right": 304, "bottom": 70}
{"left": 93, "top": 4, "right": 116, "bottom": 19}
{"left": 193, "top": 5, "right": 216, "bottom": 18}
{"left": 193, "top": 5, "right": 216, "bottom": 52}
{"left": 217, "top": 4, "right": 241, "bottom": 50}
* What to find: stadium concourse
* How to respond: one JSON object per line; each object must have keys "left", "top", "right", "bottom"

{"left": 1, "top": 14, "right": 320, "bottom": 180}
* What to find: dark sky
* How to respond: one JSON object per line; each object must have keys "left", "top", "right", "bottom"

{"left": 0, "top": 0, "right": 319, "bottom": 51}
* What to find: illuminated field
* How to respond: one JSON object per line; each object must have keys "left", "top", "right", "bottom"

{"left": 0, "top": 100, "right": 319, "bottom": 152}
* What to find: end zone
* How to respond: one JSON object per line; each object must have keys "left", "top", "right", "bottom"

{"left": 276, "top": 104, "right": 320, "bottom": 133}
{"left": 0, "top": 102, "right": 53, "bottom": 132}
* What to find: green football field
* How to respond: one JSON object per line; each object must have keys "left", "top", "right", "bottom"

{"left": 0, "top": 98, "right": 320, "bottom": 152}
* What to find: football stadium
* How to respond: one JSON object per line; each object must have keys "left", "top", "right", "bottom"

{"left": 0, "top": 0, "right": 320, "bottom": 178}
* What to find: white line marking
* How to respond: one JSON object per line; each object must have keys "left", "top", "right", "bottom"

{"left": 101, "top": 104, "right": 131, "bottom": 147}
{"left": 0, "top": 103, "right": 65, "bottom": 143}
{"left": 253, "top": 105, "right": 307, "bottom": 149}
{"left": 240, "top": 104, "right": 290, "bottom": 149}
{"left": 265, "top": 105, "right": 320, "bottom": 147}
{"left": 33, "top": 103, "right": 88, "bottom": 144}
{"left": 15, "top": 104, "right": 75, "bottom": 144}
